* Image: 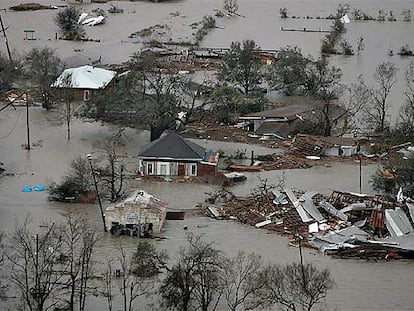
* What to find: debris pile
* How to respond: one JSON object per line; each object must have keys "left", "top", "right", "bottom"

{"left": 205, "top": 188, "right": 414, "bottom": 260}
{"left": 10, "top": 3, "right": 58, "bottom": 11}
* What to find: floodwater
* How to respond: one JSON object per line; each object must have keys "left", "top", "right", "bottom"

{"left": 2, "top": 0, "right": 414, "bottom": 310}
{"left": 1, "top": 0, "right": 414, "bottom": 122}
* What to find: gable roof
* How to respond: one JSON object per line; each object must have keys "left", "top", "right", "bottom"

{"left": 51, "top": 65, "right": 116, "bottom": 89}
{"left": 138, "top": 133, "right": 206, "bottom": 160}
{"left": 241, "top": 104, "right": 315, "bottom": 120}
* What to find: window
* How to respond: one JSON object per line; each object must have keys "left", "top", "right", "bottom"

{"left": 147, "top": 163, "right": 153, "bottom": 175}
{"left": 83, "top": 90, "right": 90, "bottom": 101}
{"left": 190, "top": 164, "right": 197, "bottom": 176}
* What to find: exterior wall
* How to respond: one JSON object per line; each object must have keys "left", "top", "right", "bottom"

{"left": 140, "top": 159, "right": 199, "bottom": 176}
{"left": 105, "top": 203, "right": 165, "bottom": 234}
{"left": 325, "top": 145, "right": 357, "bottom": 157}
{"left": 198, "top": 162, "right": 217, "bottom": 177}
{"left": 55, "top": 80, "right": 114, "bottom": 102}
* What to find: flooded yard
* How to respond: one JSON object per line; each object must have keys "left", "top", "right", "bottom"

{"left": 2, "top": 0, "right": 414, "bottom": 309}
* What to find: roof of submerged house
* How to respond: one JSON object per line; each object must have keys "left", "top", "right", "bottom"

{"left": 51, "top": 65, "right": 116, "bottom": 89}
{"left": 138, "top": 133, "right": 207, "bottom": 161}
{"left": 240, "top": 104, "right": 316, "bottom": 120}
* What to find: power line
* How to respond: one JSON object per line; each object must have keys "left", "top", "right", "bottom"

{"left": 0, "top": 110, "right": 22, "bottom": 140}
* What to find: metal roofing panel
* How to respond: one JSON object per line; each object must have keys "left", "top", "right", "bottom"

{"left": 52, "top": 65, "right": 116, "bottom": 89}
{"left": 407, "top": 203, "right": 414, "bottom": 223}
{"left": 284, "top": 188, "right": 313, "bottom": 223}
{"left": 385, "top": 208, "right": 413, "bottom": 237}
{"left": 302, "top": 199, "right": 326, "bottom": 223}
{"left": 319, "top": 201, "right": 348, "bottom": 221}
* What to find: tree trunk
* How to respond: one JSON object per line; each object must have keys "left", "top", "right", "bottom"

{"left": 150, "top": 124, "right": 167, "bottom": 142}
{"left": 66, "top": 102, "right": 71, "bottom": 141}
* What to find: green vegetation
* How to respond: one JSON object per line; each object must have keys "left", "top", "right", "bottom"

{"left": 48, "top": 156, "right": 92, "bottom": 202}
{"left": 194, "top": 15, "right": 216, "bottom": 43}
{"left": 218, "top": 39, "right": 262, "bottom": 94}
{"left": 55, "top": 7, "right": 85, "bottom": 40}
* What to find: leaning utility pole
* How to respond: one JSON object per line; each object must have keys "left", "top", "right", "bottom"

{"left": 0, "top": 10, "right": 12, "bottom": 63}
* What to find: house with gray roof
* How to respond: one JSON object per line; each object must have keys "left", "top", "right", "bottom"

{"left": 239, "top": 103, "right": 348, "bottom": 139}
{"left": 138, "top": 133, "right": 219, "bottom": 177}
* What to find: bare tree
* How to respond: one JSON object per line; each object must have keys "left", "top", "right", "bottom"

{"left": 54, "top": 73, "right": 75, "bottom": 140}
{"left": 99, "top": 141, "right": 127, "bottom": 202}
{"left": 160, "top": 234, "right": 223, "bottom": 311}
{"left": 60, "top": 214, "right": 100, "bottom": 311}
{"left": 102, "top": 261, "right": 114, "bottom": 311}
{"left": 396, "top": 61, "right": 414, "bottom": 139}
{"left": 257, "top": 263, "right": 334, "bottom": 311}
{"left": 4, "top": 218, "right": 67, "bottom": 311}
{"left": 102, "top": 241, "right": 164, "bottom": 311}
{"left": 120, "top": 244, "right": 158, "bottom": 311}
{"left": 222, "top": 251, "right": 264, "bottom": 311}
{"left": 0, "top": 232, "right": 7, "bottom": 300}
{"left": 365, "top": 61, "right": 397, "bottom": 133}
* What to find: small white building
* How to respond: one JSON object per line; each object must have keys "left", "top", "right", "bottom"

{"left": 105, "top": 190, "right": 167, "bottom": 237}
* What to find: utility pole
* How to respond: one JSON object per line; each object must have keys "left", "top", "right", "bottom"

{"left": 359, "top": 155, "right": 362, "bottom": 193}
{"left": 0, "top": 10, "right": 13, "bottom": 63}
{"left": 35, "top": 234, "right": 39, "bottom": 300}
{"left": 86, "top": 154, "right": 107, "bottom": 232}
{"left": 296, "top": 227, "right": 307, "bottom": 291}
{"left": 26, "top": 92, "right": 30, "bottom": 150}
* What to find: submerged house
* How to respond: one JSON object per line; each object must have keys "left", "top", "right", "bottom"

{"left": 105, "top": 190, "right": 167, "bottom": 237}
{"left": 291, "top": 134, "right": 358, "bottom": 157}
{"left": 138, "top": 133, "right": 219, "bottom": 177}
{"left": 51, "top": 65, "right": 116, "bottom": 102}
{"left": 239, "top": 103, "right": 348, "bottom": 139}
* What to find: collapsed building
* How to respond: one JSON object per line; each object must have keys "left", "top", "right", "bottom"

{"left": 206, "top": 189, "right": 414, "bottom": 260}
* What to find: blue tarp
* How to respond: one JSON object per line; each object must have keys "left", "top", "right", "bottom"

{"left": 34, "top": 185, "right": 45, "bottom": 191}
{"left": 22, "top": 185, "right": 32, "bottom": 192}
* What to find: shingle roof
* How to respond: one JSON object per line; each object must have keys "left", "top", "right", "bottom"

{"left": 243, "top": 104, "right": 315, "bottom": 120}
{"left": 51, "top": 65, "right": 116, "bottom": 89}
{"left": 138, "top": 133, "right": 206, "bottom": 160}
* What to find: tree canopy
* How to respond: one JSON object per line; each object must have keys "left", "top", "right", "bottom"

{"left": 218, "top": 39, "right": 263, "bottom": 94}
{"left": 55, "top": 7, "right": 85, "bottom": 40}
{"left": 79, "top": 53, "right": 196, "bottom": 141}
{"left": 25, "top": 47, "right": 63, "bottom": 109}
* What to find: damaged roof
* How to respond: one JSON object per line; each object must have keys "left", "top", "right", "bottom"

{"left": 51, "top": 65, "right": 116, "bottom": 89}
{"left": 240, "top": 104, "right": 315, "bottom": 120}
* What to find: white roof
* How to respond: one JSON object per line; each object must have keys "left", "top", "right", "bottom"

{"left": 52, "top": 65, "right": 116, "bottom": 89}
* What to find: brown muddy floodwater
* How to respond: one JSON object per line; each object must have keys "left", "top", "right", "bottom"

{"left": 2, "top": 0, "right": 414, "bottom": 309}
{"left": 1, "top": 104, "right": 414, "bottom": 311}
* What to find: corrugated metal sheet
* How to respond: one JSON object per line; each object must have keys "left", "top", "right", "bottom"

{"left": 340, "top": 202, "right": 367, "bottom": 214}
{"left": 407, "top": 203, "right": 414, "bottom": 223}
{"left": 284, "top": 188, "right": 313, "bottom": 223}
{"left": 319, "top": 201, "right": 348, "bottom": 221}
{"left": 385, "top": 208, "right": 413, "bottom": 237}
{"left": 370, "top": 208, "right": 385, "bottom": 229}
{"left": 299, "top": 191, "right": 325, "bottom": 222}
